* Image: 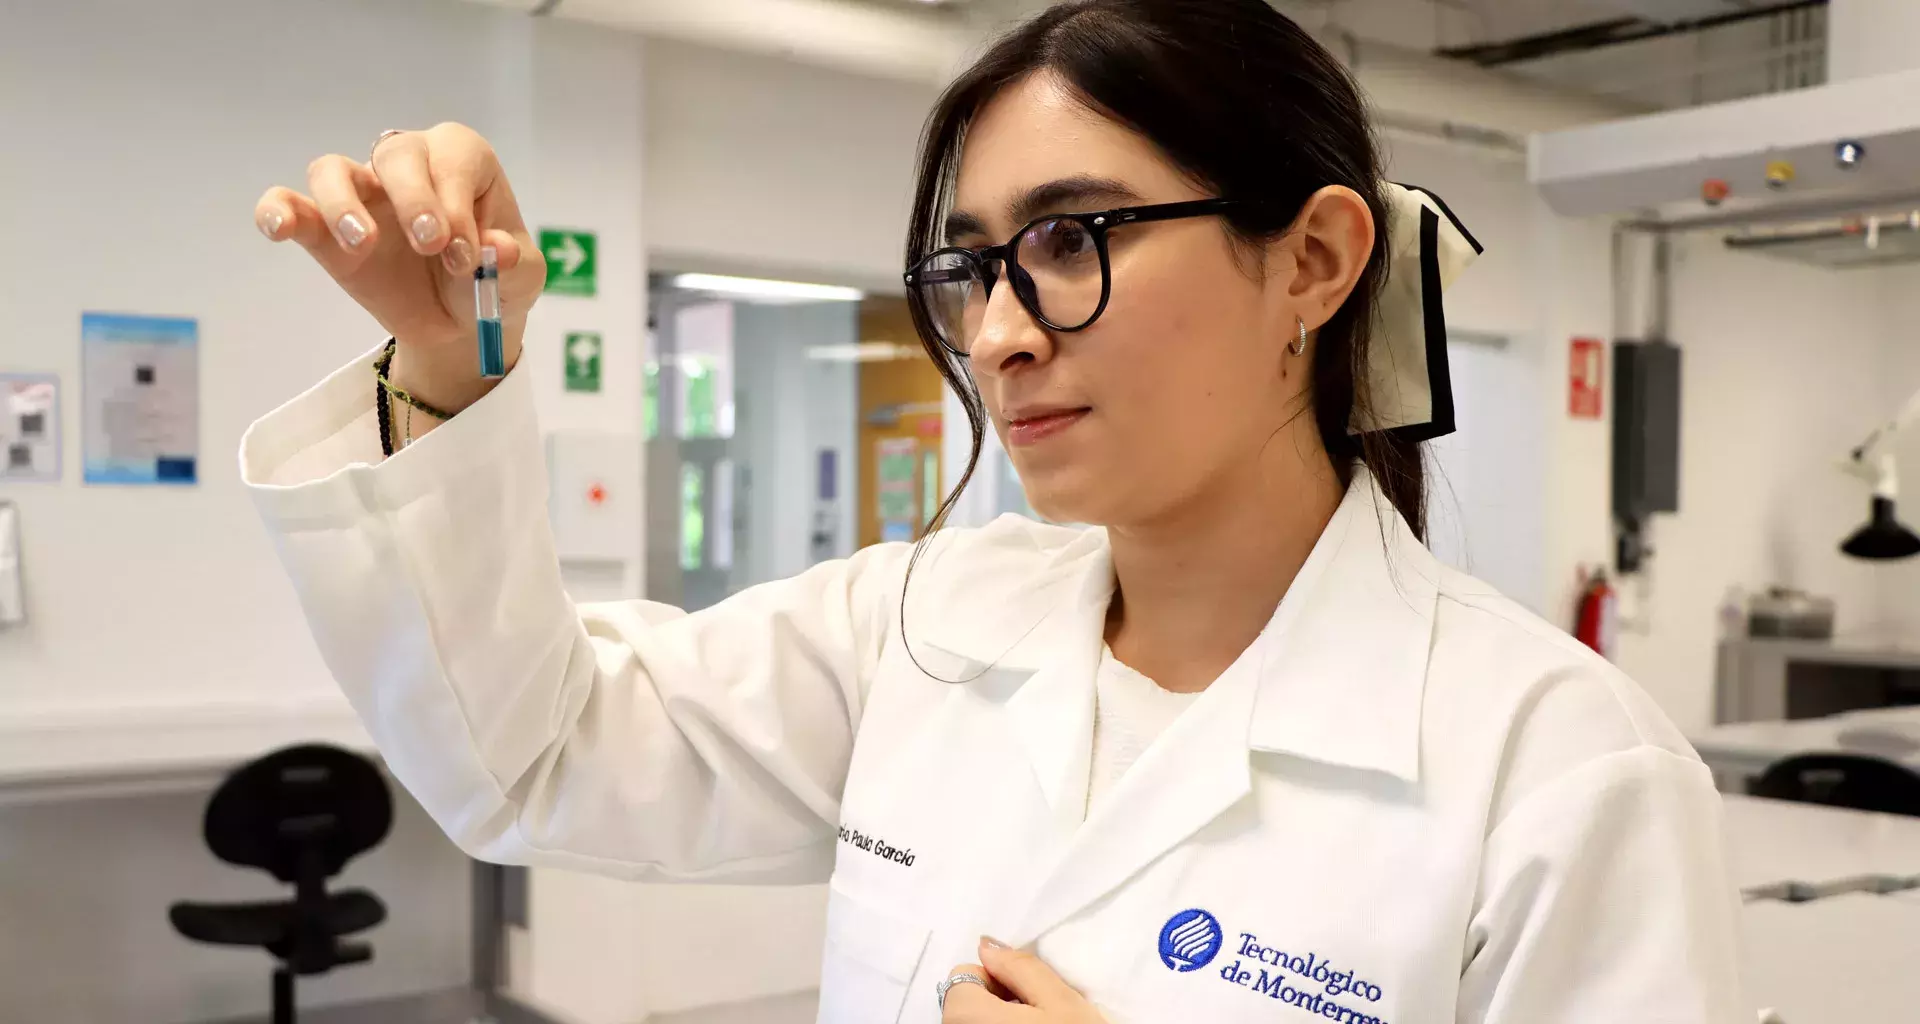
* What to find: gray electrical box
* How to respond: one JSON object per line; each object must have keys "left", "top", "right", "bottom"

{"left": 1613, "top": 339, "right": 1682, "bottom": 521}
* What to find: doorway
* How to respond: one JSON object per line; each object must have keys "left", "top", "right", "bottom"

{"left": 644, "top": 275, "right": 954, "bottom": 609}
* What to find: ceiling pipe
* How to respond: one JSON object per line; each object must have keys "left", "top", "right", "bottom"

{"left": 1328, "top": 29, "right": 1637, "bottom": 137}
{"left": 1436, "top": 0, "right": 1827, "bottom": 68}
{"left": 462, "top": 0, "right": 1633, "bottom": 143}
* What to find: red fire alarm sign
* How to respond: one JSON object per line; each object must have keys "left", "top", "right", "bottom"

{"left": 1569, "top": 338, "right": 1604, "bottom": 420}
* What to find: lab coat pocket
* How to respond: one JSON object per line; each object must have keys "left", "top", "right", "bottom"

{"left": 818, "top": 884, "right": 932, "bottom": 1024}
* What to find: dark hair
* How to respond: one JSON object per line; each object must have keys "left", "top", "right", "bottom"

{"left": 904, "top": 0, "right": 1426, "bottom": 539}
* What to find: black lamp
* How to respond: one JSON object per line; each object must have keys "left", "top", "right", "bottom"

{"left": 1841, "top": 495, "right": 1920, "bottom": 560}
{"left": 1840, "top": 390, "right": 1920, "bottom": 562}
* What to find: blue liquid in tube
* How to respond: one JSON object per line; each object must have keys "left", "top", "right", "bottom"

{"left": 475, "top": 246, "right": 506, "bottom": 379}
{"left": 477, "top": 319, "right": 506, "bottom": 378}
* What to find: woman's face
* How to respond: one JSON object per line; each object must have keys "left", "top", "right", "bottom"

{"left": 949, "top": 73, "right": 1363, "bottom": 527}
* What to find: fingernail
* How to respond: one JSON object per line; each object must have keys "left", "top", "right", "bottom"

{"left": 258, "top": 208, "right": 284, "bottom": 239}
{"left": 411, "top": 212, "right": 441, "bottom": 246}
{"left": 337, "top": 213, "right": 368, "bottom": 248}
{"left": 443, "top": 236, "right": 473, "bottom": 274}
{"left": 981, "top": 936, "right": 1009, "bottom": 950}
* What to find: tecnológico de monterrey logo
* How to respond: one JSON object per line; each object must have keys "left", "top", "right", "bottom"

{"left": 1158, "top": 908, "right": 1393, "bottom": 1024}
{"left": 1157, "top": 908, "right": 1224, "bottom": 971}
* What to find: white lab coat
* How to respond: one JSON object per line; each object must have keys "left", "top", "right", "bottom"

{"left": 241, "top": 348, "right": 1744, "bottom": 1024}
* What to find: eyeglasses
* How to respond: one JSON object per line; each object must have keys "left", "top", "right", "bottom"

{"left": 904, "top": 198, "right": 1257, "bottom": 357}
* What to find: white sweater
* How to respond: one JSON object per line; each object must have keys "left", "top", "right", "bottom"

{"left": 1087, "top": 647, "right": 1204, "bottom": 812}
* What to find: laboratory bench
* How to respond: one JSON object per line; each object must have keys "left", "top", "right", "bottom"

{"left": 1724, "top": 794, "right": 1920, "bottom": 1023}
{"left": 1691, "top": 705, "right": 1920, "bottom": 790}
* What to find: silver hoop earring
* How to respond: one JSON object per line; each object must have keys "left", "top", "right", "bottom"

{"left": 1290, "top": 317, "right": 1308, "bottom": 356}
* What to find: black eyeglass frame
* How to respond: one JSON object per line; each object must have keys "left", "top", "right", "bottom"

{"left": 904, "top": 198, "right": 1262, "bottom": 357}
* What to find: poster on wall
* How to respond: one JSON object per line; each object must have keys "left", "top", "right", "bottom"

{"left": 0, "top": 374, "right": 61, "bottom": 482}
{"left": 81, "top": 313, "right": 199, "bottom": 485}
{"left": 876, "top": 437, "right": 919, "bottom": 543}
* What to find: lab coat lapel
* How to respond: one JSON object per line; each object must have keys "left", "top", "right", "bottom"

{"left": 1007, "top": 471, "right": 1437, "bottom": 945}
{"left": 1010, "top": 651, "right": 1258, "bottom": 947}
{"left": 1000, "top": 545, "right": 1112, "bottom": 834}
{"left": 913, "top": 527, "right": 1111, "bottom": 832}
{"left": 1246, "top": 473, "right": 1437, "bottom": 781}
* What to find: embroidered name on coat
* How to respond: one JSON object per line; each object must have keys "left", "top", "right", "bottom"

{"left": 837, "top": 824, "right": 915, "bottom": 867}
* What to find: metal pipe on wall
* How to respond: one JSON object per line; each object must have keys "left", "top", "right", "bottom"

{"left": 1650, "top": 232, "right": 1672, "bottom": 340}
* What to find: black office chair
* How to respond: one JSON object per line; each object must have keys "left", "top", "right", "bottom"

{"left": 1750, "top": 752, "right": 1920, "bottom": 817}
{"left": 170, "top": 744, "right": 393, "bottom": 1024}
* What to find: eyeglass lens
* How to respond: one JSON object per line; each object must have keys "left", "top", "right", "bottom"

{"left": 914, "top": 216, "right": 1105, "bottom": 354}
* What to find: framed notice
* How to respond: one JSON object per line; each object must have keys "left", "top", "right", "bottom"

{"left": 876, "top": 437, "right": 919, "bottom": 543}
{"left": 82, "top": 313, "right": 199, "bottom": 485}
{"left": 0, "top": 374, "right": 60, "bottom": 482}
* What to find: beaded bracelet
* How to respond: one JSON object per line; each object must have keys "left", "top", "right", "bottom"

{"left": 373, "top": 339, "right": 456, "bottom": 457}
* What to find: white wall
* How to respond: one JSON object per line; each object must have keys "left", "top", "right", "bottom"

{"left": 1379, "top": 139, "right": 1560, "bottom": 617}
{"left": 624, "top": 884, "right": 831, "bottom": 1017}
{"left": 1828, "top": 0, "right": 1920, "bottom": 81}
{"left": 1468, "top": 209, "right": 1920, "bottom": 734}
{"left": 1425, "top": 334, "right": 1551, "bottom": 615}
{"left": 1614, "top": 242, "right": 1905, "bottom": 728}
{"left": 0, "top": 0, "right": 645, "bottom": 769}
{"left": 0, "top": 1, "right": 649, "bottom": 1021}
{"left": 642, "top": 37, "right": 938, "bottom": 289}
{"left": 1865, "top": 266, "right": 1920, "bottom": 639}
{"left": 0, "top": 0, "right": 500, "bottom": 742}
{"left": 1375, "top": 131, "right": 1908, "bottom": 737}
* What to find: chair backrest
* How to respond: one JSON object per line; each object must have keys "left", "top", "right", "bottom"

{"left": 1751, "top": 752, "right": 1920, "bottom": 817}
{"left": 204, "top": 744, "right": 393, "bottom": 883}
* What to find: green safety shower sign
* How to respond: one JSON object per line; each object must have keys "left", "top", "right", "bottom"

{"left": 565, "top": 332, "right": 603, "bottom": 393}
{"left": 540, "top": 229, "right": 597, "bottom": 297}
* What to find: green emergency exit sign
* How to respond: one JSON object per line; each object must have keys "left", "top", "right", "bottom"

{"left": 540, "top": 229, "right": 597, "bottom": 297}
{"left": 564, "top": 332, "right": 603, "bottom": 393}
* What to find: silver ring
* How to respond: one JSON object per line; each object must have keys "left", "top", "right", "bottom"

{"left": 936, "top": 971, "right": 987, "bottom": 1011}
{"left": 369, "top": 128, "right": 409, "bottom": 161}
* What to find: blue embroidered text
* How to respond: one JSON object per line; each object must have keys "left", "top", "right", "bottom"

{"left": 1215, "top": 931, "right": 1389, "bottom": 1023}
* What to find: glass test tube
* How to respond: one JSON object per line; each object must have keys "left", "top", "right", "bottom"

{"left": 476, "top": 245, "right": 505, "bottom": 379}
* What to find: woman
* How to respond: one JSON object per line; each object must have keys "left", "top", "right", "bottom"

{"left": 244, "top": 1, "right": 1741, "bottom": 1021}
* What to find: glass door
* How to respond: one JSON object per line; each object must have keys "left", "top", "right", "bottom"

{"left": 645, "top": 274, "right": 866, "bottom": 610}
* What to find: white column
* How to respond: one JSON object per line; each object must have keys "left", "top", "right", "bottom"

{"left": 1827, "top": 0, "right": 1920, "bottom": 81}
{"left": 492, "top": 14, "right": 657, "bottom": 1024}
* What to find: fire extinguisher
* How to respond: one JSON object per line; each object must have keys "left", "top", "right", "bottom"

{"left": 1574, "top": 569, "right": 1618, "bottom": 660}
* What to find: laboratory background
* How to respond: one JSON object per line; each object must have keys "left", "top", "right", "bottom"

{"left": 2, "top": 0, "right": 1919, "bottom": 1022}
